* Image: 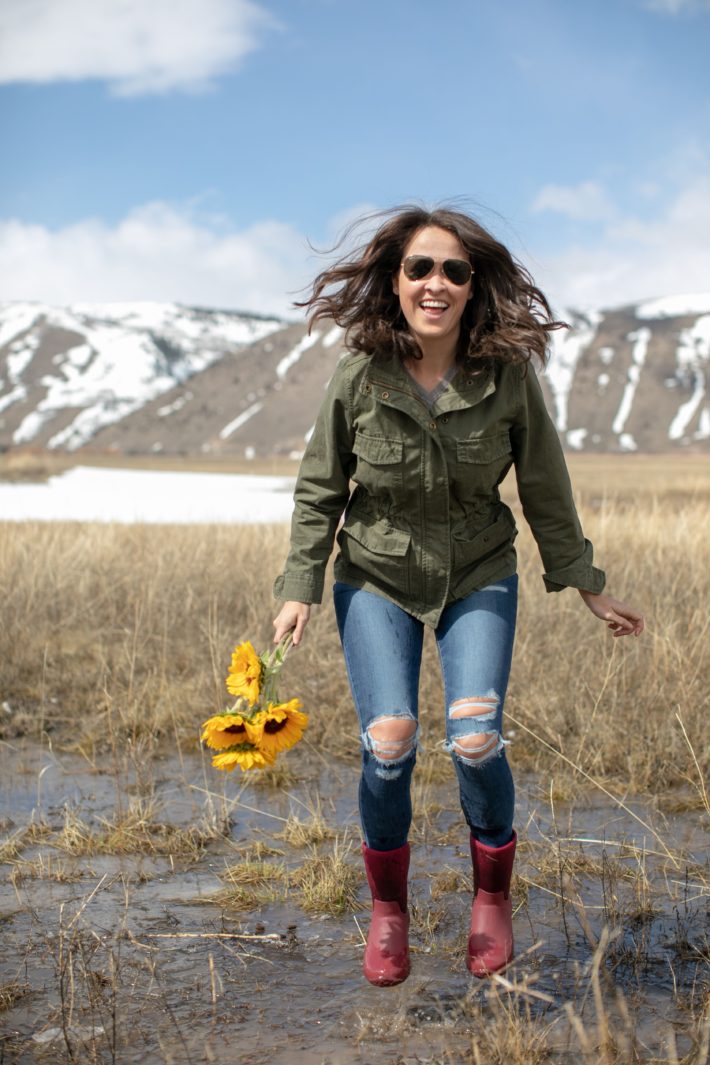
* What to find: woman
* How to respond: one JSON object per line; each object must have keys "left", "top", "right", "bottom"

{"left": 272, "top": 205, "right": 644, "bottom": 987}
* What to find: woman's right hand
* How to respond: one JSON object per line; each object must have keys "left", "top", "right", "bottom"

{"left": 273, "top": 601, "right": 311, "bottom": 646}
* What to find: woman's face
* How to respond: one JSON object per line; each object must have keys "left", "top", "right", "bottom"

{"left": 392, "top": 225, "right": 473, "bottom": 358}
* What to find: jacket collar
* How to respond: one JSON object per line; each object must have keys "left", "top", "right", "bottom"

{"left": 360, "top": 352, "right": 497, "bottom": 417}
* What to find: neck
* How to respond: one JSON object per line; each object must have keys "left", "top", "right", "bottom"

{"left": 411, "top": 336, "right": 458, "bottom": 375}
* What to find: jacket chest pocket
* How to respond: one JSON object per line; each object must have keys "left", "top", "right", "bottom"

{"left": 352, "top": 431, "right": 404, "bottom": 493}
{"left": 454, "top": 430, "right": 512, "bottom": 498}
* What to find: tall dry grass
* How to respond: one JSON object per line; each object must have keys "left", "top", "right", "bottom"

{"left": 0, "top": 455, "right": 708, "bottom": 798}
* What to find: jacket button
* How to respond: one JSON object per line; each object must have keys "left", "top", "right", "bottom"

{"left": 381, "top": 390, "right": 390, "bottom": 399}
{"left": 364, "top": 384, "right": 372, "bottom": 393}
{"left": 429, "top": 421, "right": 437, "bottom": 430}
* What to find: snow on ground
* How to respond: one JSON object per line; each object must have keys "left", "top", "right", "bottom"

{"left": 0, "top": 467, "right": 296, "bottom": 524}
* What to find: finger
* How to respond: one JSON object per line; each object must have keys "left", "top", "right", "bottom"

{"left": 606, "top": 610, "right": 633, "bottom": 635}
{"left": 273, "top": 618, "right": 294, "bottom": 643}
{"left": 293, "top": 613, "right": 308, "bottom": 646}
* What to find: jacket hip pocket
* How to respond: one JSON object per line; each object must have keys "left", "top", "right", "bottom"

{"left": 452, "top": 510, "right": 517, "bottom": 571}
{"left": 337, "top": 512, "right": 411, "bottom": 597}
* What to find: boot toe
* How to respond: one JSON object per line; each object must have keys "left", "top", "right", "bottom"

{"left": 363, "top": 901, "right": 410, "bottom": 986}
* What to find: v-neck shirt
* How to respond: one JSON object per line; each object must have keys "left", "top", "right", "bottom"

{"left": 404, "top": 362, "right": 457, "bottom": 412}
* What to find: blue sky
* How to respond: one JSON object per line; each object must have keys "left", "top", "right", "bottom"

{"left": 1, "top": 0, "right": 709, "bottom": 316}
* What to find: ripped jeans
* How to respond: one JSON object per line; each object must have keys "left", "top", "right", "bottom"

{"left": 333, "top": 576, "right": 517, "bottom": 851}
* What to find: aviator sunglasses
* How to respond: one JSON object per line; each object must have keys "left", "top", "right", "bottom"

{"left": 401, "top": 255, "right": 474, "bottom": 286}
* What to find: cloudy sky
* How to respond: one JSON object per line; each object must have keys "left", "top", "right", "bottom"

{"left": 1, "top": 0, "right": 709, "bottom": 316}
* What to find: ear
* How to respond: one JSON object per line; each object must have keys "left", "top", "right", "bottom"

{"left": 392, "top": 274, "right": 399, "bottom": 296}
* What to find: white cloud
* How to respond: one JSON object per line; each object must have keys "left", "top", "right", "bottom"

{"left": 531, "top": 180, "right": 616, "bottom": 221}
{"left": 0, "top": 202, "right": 311, "bottom": 317}
{"left": 4, "top": 178, "right": 709, "bottom": 320}
{"left": 532, "top": 173, "right": 710, "bottom": 311}
{"left": 0, "top": 0, "right": 274, "bottom": 95}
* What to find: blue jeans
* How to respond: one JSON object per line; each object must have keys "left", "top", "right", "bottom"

{"left": 333, "top": 576, "right": 518, "bottom": 851}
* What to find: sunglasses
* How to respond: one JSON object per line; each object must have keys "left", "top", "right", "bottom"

{"left": 401, "top": 255, "right": 474, "bottom": 286}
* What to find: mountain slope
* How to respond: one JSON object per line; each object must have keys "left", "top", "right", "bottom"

{"left": 1, "top": 296, "right": 708, "bottom": 456}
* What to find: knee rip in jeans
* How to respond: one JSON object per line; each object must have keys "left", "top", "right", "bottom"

{"left": 364, "top": 714, "right": 418, "bottom": 781}
{"left": 445, "top": 694, "right": 506, "bottom": 767}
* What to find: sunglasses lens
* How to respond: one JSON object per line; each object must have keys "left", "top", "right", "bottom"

{"left": 443, "top": 260, "right": 472, "bottom": 285}
{"left": 402, "top": 256, "right": 435, "bottom": 281}
{"left": 401, "top": 256, "right": 472, "bottom": 285}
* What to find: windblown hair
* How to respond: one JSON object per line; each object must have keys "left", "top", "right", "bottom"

{"left": 296, "top": 204, "right": 565, "bottom": 367}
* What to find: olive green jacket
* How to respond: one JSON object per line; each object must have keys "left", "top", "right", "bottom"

{"left": 274, "top": 351, "right": 605, "bottom": 627}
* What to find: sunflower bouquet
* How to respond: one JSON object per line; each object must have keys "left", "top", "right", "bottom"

{"left": 201, "top": 635, "right": 308, "bottom": 772}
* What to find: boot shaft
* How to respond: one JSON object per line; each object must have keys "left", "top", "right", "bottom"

{"left": 469, "top": 831, "right": 516, "bottom": 900}
{"left": 362, "top": 841, "right": 410, "bottom": 912}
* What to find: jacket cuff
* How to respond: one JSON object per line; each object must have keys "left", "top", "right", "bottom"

{"left": 273, "top": 572, "right": 323, "bottom": 605}
{"left": 542, "top": 539, "right": 606, "bottom": 594}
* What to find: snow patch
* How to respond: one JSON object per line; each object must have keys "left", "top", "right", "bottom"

{"left": 157, "top": 392, "right": 192, "bottom": 417}
{"left": 276, "top": 331, "right": 321, "bottom": 380}
{"left": 566, "top": 428, "right": 587, "bottom": 450}
{"left": 14, "top": 411, "right": 56, "bottom": 446}
{"left": 0, "top": 386, "right": 26, "bottom": 414}
{"left": 598, "top": 346, "right": 614, "bottom": 365}
{"left": 0, "top": 467, "right": 296, "bottom": 524}
{"left": 695, "top": 408, "right": 710, "bottom": 440}
{"left": 545, "top": 311, "right": 601, "bottom": 431}
{"left": 636, "top": 294, "right": 710, "bottom": 320}
{"left": 322, "top": 325, "right": 344, "bottom": 348}
{"left": 0, "top": 303, "right": 42, "bottom": 350}
{"left": 668, "top": 314, "right": 710, "bottom": 441}
{"left": 612, "top": 328, "right": 650, "bottom": 436}
{"left": 219, "top": 402, "right": 263, "bottom": 440}
{"left": 619, "top": 433, "right": 637, "bottom": 451}
{"left": 6, "top": 334, "right": 39, "bottom": 380}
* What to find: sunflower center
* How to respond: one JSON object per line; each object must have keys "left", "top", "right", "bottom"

{"left": 264, "top": 719, "right": 287, "bottom": 734}
{"left": 224, "top": 724, "right": 247, "bottom": 735}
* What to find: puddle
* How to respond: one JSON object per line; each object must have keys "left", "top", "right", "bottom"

{"left": 0, "top": 741, "right": 707, "bottom": 1063}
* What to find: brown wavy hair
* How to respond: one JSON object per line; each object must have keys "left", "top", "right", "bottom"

{"left": 296, "top": 204, "right": 565, "bottom": 367}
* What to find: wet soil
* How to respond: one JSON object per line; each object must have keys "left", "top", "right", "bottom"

{"left": 0, "top": 741, "right": 707, "bottom": 1064}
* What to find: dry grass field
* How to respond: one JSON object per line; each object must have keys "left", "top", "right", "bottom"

{"left": 0, "top": 453, "right": 708, "bottom": 1063}
{"left": 1, "top": 453, "right": 707, "bottom": 796}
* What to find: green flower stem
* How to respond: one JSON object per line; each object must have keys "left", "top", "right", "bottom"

{"left": 260, "top": 633, "right": 293, "bottom": 706}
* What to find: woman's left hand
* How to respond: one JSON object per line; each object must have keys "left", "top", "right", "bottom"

{"left": 578, "top": 590, "right": 645, "bottom": 637}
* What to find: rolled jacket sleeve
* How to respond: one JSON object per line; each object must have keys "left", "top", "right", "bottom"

{"left": 273, "top": 364, "right": 354, "bottom": 604}
{"left": 510, "top": 365, "right": 606, "bottom": 594}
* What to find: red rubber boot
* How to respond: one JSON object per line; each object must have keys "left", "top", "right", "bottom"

{"left": 361, "top": 842, "right": 410, "bottom": 986}
{"left": 467, "top": 831, "right": 517, "bottom": 977}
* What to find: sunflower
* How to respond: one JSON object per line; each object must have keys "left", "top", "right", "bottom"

{"left": 201, "top": 711, "right": 269, "bottom": 749}
{"left": 201, "top": 713, "right": 250, "bottom": 750}
{"left": 254, "top": 699, "right": 309, "bottom": 760}
{"left": 211, "top": 745, "right": 275, "bottom": 772}
{"left": 225, "top": 641, "right": 263, "bottom": 706}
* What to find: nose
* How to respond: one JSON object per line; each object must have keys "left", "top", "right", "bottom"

{"left": 424, "top": 266, "right": 447, "bottom": 288}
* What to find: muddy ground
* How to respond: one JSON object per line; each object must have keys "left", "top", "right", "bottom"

{"left": 0, "top": 740, "right": 708, "bottom": 1064}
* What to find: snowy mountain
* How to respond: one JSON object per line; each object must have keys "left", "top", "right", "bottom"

{"left": 0, "top": 302, "right": 282, "bottom": 451}
{"left": 0, "top": 296, "right": 708, "bottom": 456}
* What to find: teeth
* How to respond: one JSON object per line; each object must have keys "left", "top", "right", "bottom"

{"left": 421, "top": 300, "right": 447, "bottom": 309}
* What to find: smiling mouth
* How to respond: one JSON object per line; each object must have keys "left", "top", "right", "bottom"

{"left": 420, "top": 300, "right": 448, "bottom": 312}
